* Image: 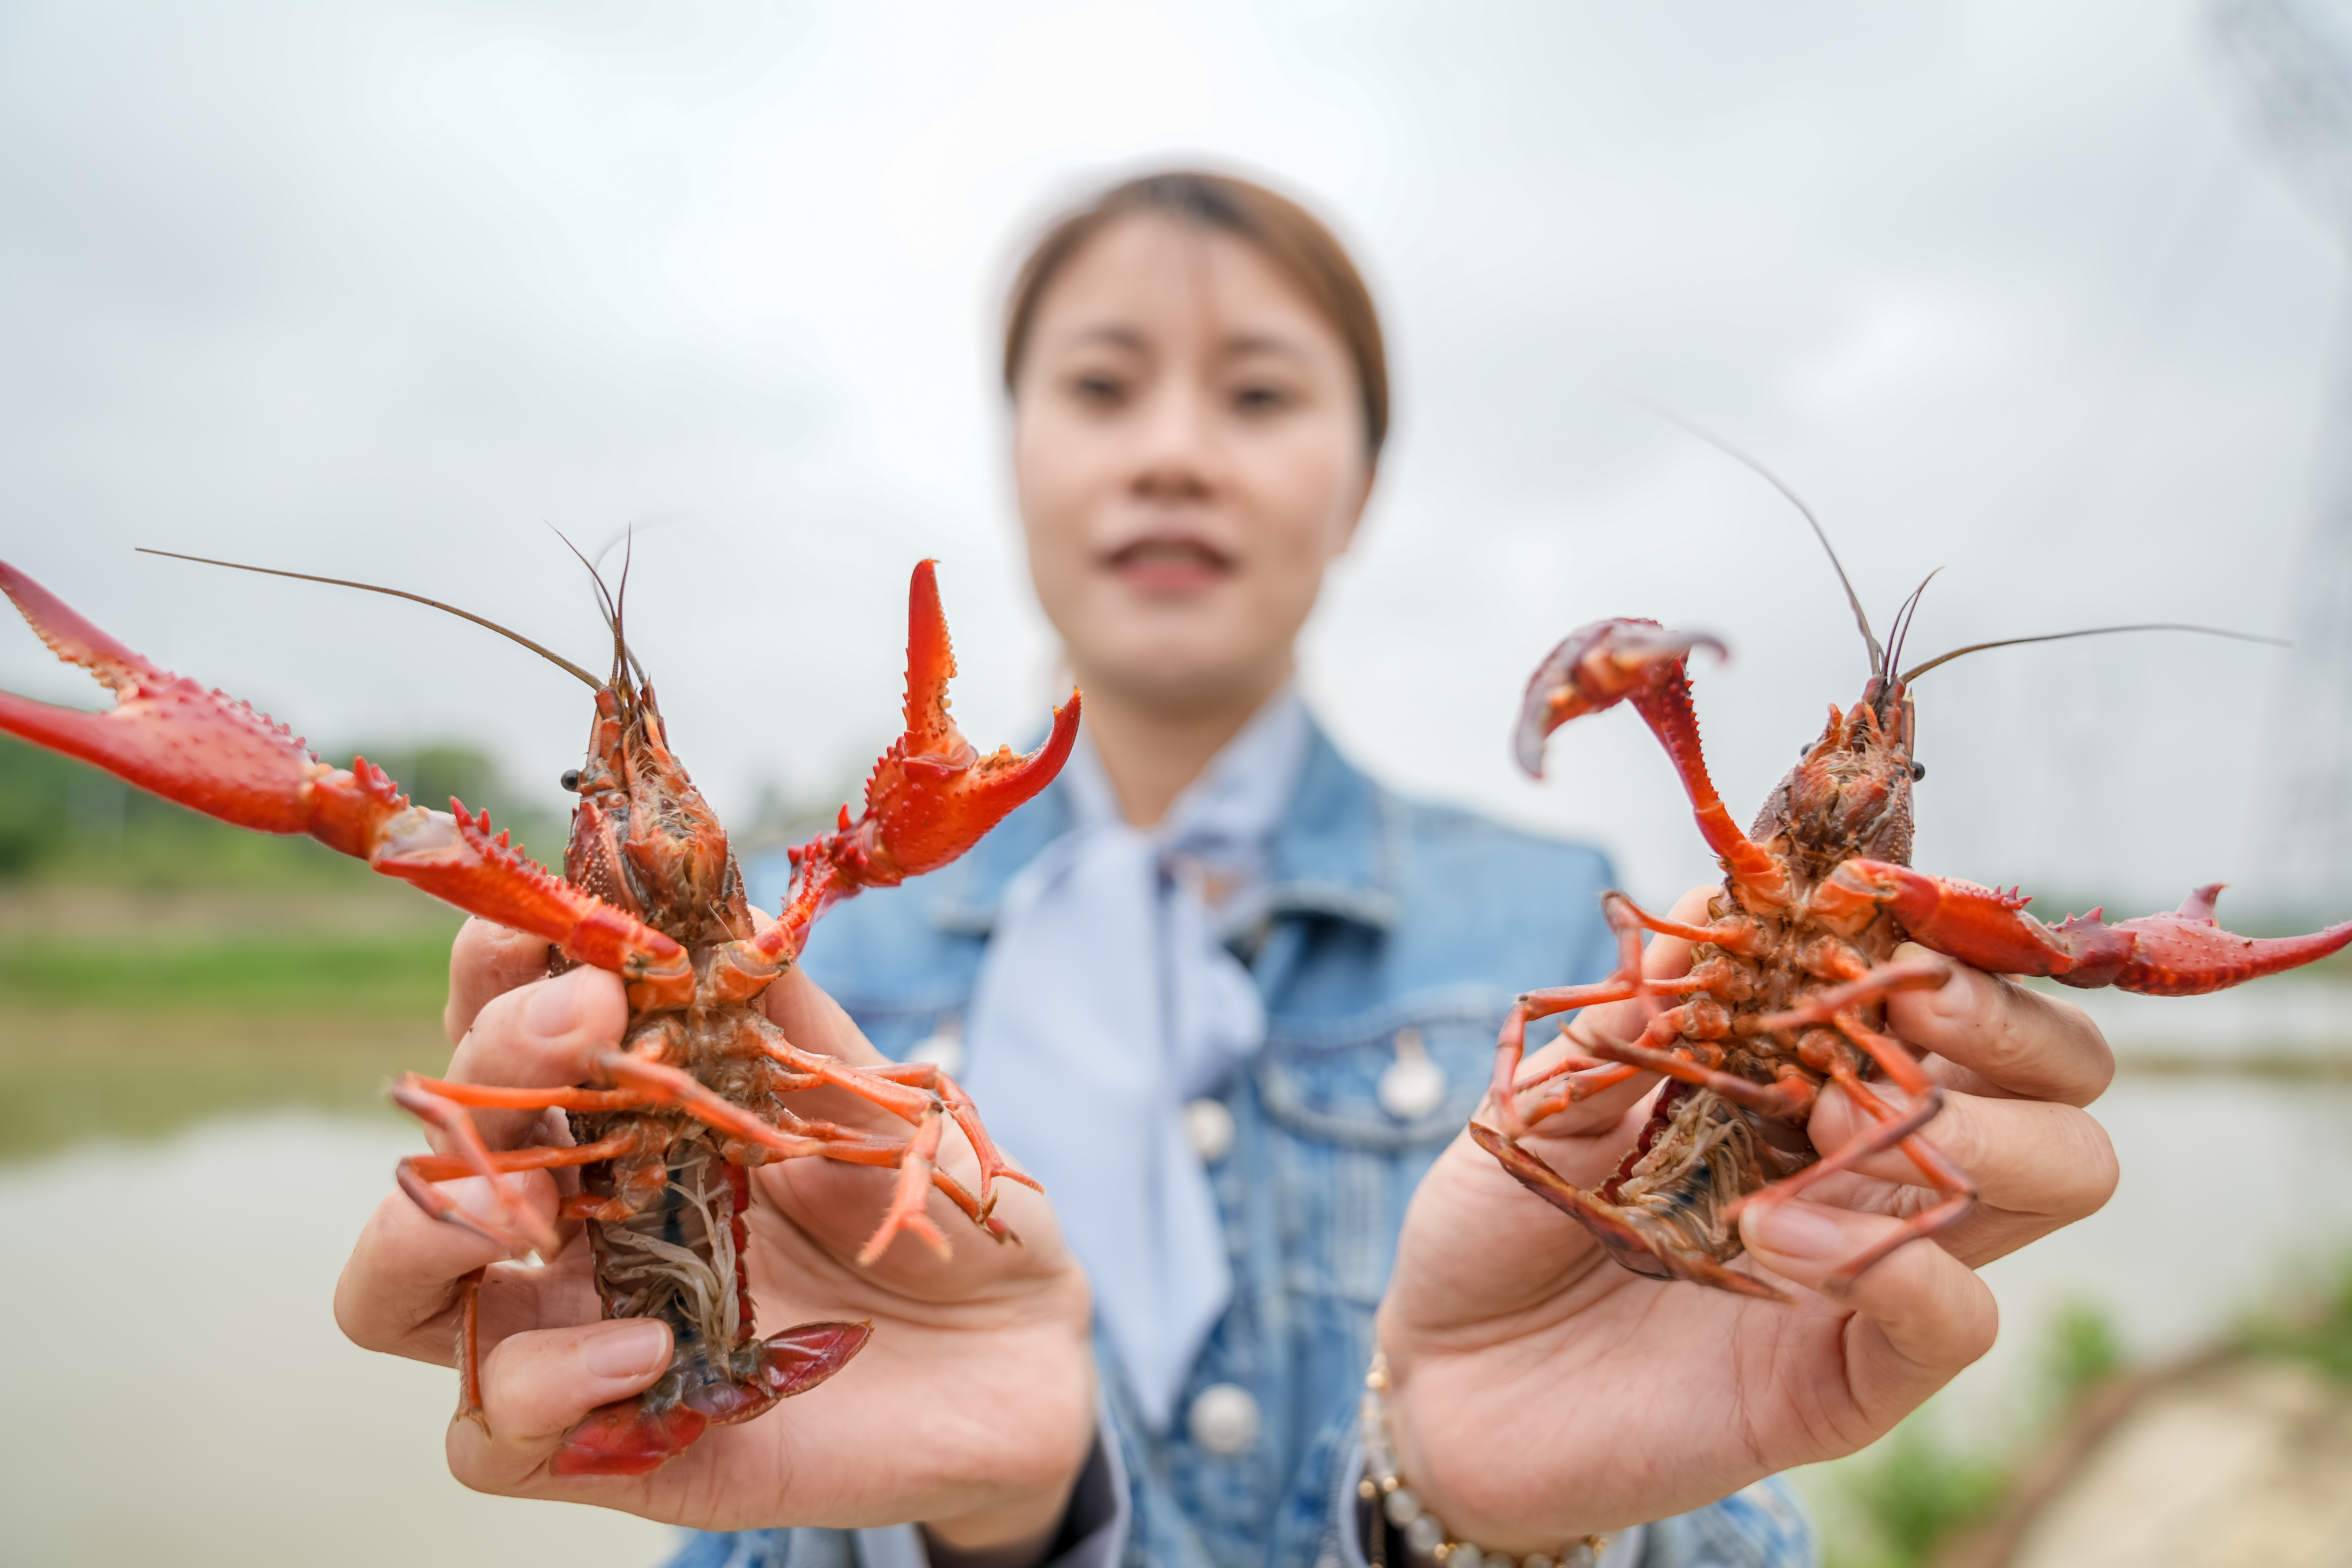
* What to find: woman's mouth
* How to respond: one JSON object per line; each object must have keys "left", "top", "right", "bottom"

{"left": 1103, "top": 535, "right": 1235, "bottom": 594}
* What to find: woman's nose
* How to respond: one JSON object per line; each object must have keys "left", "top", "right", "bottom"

{"left": 1129, "top": 383, "right": 1222, "bottom": 500}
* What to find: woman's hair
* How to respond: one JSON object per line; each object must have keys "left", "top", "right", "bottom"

{"left": 1002, "top": 170, "right": 1389, "bottom": 460}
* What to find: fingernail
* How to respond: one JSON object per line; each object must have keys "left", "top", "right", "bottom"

{"left": 1747, "top": 1199, "right": 1844, "bottom": 1261}
{"left": 582, "top": 1320, "right": 670, "bottom": 1379}
{"left": 525, "top": 969, "right": 586, "bottom": 1037}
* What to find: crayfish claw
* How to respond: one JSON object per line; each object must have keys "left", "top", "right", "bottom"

{"left": 1514, "top": 618, "right": 1726, "bottom": 778}
{"left": 770, "top": 562, "right": 1081, "bottom": 953}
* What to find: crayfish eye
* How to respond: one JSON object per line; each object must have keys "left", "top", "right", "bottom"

{"left": 560, "top": 768, "right": 582, "bottom": 792}
{"left": 1910, "top": 761, "right": 1926, "bottom": 781}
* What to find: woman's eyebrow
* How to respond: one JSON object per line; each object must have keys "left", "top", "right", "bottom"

{"left": 1054, "top": 324, "right": 1148, "bottom": 355}
{"left": 1220, "top": 332, "right": 1310, "bottom": 363}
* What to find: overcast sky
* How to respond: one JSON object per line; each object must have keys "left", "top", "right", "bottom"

{"left": 0, "top": 0, "right": 2343, "bottom": 917}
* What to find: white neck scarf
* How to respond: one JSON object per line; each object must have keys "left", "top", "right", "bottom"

{"left": 960, "top": 689, "right": 1308, "bottom": 1431}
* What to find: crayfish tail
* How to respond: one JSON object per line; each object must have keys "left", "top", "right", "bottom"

{"left": 746, "top": 1318, "right": 874, "bottom": 1407}
{"left": 548, "top": 1319, "right": 874, "bottom": 1476}
{"left": 550, "top": 1398, "right": 710, "bottom": 1478}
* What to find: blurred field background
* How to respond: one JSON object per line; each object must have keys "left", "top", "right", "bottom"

{"left": 0, "top": 735, "right": 509, "bottom": 1163}
{"left": 2, "top": 2, "right": 2351, "bottom": 1566}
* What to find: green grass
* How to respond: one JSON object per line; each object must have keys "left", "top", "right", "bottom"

{"left": 0, "top": 732, "right": 551, "bottom": 1162}
{"left": 0, "top": 1014, "right": 442, "bottom": 1162}
{"left": 1818, "top": 1287, "right": 2352, "bottom": 1567}
{"left": 0, "top": 924, "right": 466, "bottom": 1162}
{"left": 1823, "top": 1418, "right": 2008, "bottom": 1568}
{"left": 2046, "top": 1302, "right": 2126, "bottom": 1405}
{"left": 0, "top": 733, "right": 567, "bottom": 890}
{"left": 2242, "top": 1258, "right": 2352, "bottom": 1382}
{"left": 0, "top": 925, "right": 461, "bottom": 1014}
{"left": 0, "top": 919, "right": 468, "bottom": 1163}
{"left": 1817, "top": 1303, "right": 2129, "bottom": 1568}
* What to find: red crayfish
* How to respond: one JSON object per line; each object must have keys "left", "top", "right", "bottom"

{"left": 0, "top": 553, "right": 1078, "bottom": 1473}
{"left": 1475, "top": 453, "right": 2352, "bottom": 1298}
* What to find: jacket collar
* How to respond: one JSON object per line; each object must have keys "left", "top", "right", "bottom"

{"left": 922, "top": 714, "right": 1400, "bottom": 936}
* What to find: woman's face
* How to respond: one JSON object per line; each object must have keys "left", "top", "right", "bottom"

{"left": 1011, "top": 213, "right": 1373, "bottom": 716}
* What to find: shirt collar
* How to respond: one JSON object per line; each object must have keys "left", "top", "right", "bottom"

{"left": 923, "top": 706, "right": 1398, "bottom": 936}
{"left": 1060, "top": 684, "right": 1310, "bottom": 853}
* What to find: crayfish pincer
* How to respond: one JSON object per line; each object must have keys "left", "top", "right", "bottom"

{"left": 1477, "top": 472, "right": 2352, "bottom": 1302}
{"left": 0, "top": 554, "right": 1080, "bottom": 1475}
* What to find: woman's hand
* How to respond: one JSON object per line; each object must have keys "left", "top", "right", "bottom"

{"left": 336, "top": 919, "right": 1098, "bottom": 1557}
{"left": 1375, "top": 887, "right": 2119, "bottom": 1550}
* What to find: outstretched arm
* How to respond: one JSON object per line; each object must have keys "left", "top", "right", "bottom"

{"left": 1371, "top": 886, "right": 2117, "bottom": 1553}
{"left": 337, "top": 919, "right": 1098, "bottom": 1555}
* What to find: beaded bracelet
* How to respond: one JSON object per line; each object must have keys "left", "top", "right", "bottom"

{"left": 1358, "top": 1352, "right": 1608, "bottom": 1568}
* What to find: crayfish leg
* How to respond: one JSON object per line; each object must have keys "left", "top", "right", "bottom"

{"left": 1721, "top": 1067, "right": 1977, "bottom": 1297}
{"left": 455, "top": 1266, "right": 488, "bottom": 1433}
{"left": 1466, "top": 1122, "right": 1788, "bottom": 1302}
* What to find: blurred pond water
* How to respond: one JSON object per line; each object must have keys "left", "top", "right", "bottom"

{"left": 2, "top": 1005, "right": 2348, "bottom": 1565}
{"left": 1933, "top": 1071, "right": 2352, "bottom": 1437}
{"left": 0, "top": 845, "right": 706, "bottom": 1563}
{"left": 0, "top": 1112, "right": 679, "bottom": 1568}
{"left": 1926, "top": 979, "right": 2352, "bottom": 1435}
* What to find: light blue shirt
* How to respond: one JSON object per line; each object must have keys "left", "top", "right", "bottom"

{"left": 961, "top": 690, "right": 1309, "bottom": 1430}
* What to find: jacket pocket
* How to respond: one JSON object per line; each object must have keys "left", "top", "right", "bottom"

{"left": 1253, "top": 985, "right": 1509, "bottom": 1152}
{"left": 1250, "top": 988, "right": 1513, "bottom": 1307}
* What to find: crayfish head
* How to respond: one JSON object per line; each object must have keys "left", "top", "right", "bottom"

{"left": 1751, "top": 687, "right": 1919, "bottom": 878}
{"left": 563, "top": 678, "right": 751, "bottom": 950}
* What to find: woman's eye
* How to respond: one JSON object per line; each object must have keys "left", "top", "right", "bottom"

{"left": 1068, "top": 373, "right": 1126, "bottom": 407}
{"left": 1232, "top": 382, "right": 1295, "bottom": 414}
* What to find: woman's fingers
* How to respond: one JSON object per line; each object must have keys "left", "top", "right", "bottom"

{"left": 334, "top": 1172, "right": 563, "bottom": 1362}
{"left": 447, "top": 1317, "right": 675, "bottom": 1492}
{"left": 443, "top": 966, "right": 632, "bottom": 1147}
{"left": 349, "top": 965, "right": 618, "bottom": 1368}
{"left": 1801, "top": 1082, "right": 2118, "bottom": 1268}
{"left": 1741, "top": 1197, "right": 1999, "bottom": 1415}
{"left": 1883, "top": 944, "right": 2113, "bottom": 1107}
{"left": 446, "top": 918, "right": 557, "bottom": 1047}
{"left": 452, "top": 965, "right": 630, "bottom": 1087}
{"left": 1810, "top": 1084, "right": 2118, "bottom": 1223}
{"left": 761, "top": 965, "right": 889, "bottom": 1066}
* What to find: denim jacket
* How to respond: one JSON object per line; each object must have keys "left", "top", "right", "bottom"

{"left": 671, "top": 721, "right": 1815, "bottom": 1568}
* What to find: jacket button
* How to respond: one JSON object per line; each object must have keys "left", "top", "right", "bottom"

{"left": 1377, "top": 1028, "right": 1448, "bottom": 1120}
{"left": 1187, "top": 1383, "right": 1260, "bottom": 1455}
{"left": 1184, "top": 1097, "right": 1236, "bottom": 1163}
